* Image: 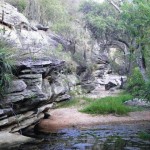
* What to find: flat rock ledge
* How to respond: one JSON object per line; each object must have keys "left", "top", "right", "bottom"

{"left": 0, "top": 132, "right": 35, "bottom": 150}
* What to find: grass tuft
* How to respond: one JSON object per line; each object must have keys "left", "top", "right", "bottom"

{"left": 57, "top": 98, "right": 80, "bottom": 108}
{"left": 80, "top": 94, "right": 133, "bottom": 115}
{"left": 138, "top": 132, "right": 150, "bottom": 141}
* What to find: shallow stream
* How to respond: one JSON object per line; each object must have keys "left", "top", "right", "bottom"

{"left": 17, "top": 123, "right": 150, "bottom": 150}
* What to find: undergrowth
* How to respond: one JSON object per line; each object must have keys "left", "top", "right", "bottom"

{"left": 80, "top": 94, "right": 133, "bottom": 115}
{"left": 126, "top": 67, "right": 150, "bottom": 101}
{"left": 138, "top": 132, "right": 150, "bottom": 141}
{"left": 0, "top": 40, "right": 15, "bottom": 97}
{"left": 57, "top": 96, "right": 93, "bottom": 108}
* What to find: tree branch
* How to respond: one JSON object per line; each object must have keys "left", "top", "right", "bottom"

{"left": 114, "top": 38, "right": 130, "bottom": 48}
{"left": 107, "top": 0, "right": 122, "bottom": 13}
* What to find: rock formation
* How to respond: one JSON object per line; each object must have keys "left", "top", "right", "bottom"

{"left": 0, "top": 2, "right": 78, "bottom": 134}
{"left": 0, "top": 1, "right": 125, "bottom": 137}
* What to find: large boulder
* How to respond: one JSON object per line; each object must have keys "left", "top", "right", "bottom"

{"left": 0, "top": 58, "right": 71, "bottom": 132}
{"left": 0, "top": 132, "right": 34, "bottom": 150}
{"left": 0, "top": 2, "right": 75, "bottom": 132}
{"left": 0, "top": 2, "right": 60, "bottom": 55}
{"left": 0, "top": 2, "right": 29, "bottom": 27}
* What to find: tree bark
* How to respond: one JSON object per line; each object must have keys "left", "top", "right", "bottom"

{"left": 136, "top": 46, "right": 149, "bottom": 82}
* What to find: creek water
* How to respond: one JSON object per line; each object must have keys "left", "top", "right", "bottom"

{"left": 17, "top": 123, "right": 150, "bottom": 150}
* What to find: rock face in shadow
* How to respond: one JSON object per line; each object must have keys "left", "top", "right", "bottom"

{"left": 0, "top": 58, "right": 73, "bottom": 133}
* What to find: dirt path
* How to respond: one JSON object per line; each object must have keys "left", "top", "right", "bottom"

{"left": 39, "top": 108, "right": 150, "bottom": 132}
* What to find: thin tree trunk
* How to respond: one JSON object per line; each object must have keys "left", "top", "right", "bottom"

{"left": 136, "top": 46, "right": 149, "bottom": 82}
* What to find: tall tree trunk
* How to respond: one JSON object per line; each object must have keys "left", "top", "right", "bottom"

{"left": 136, "top": 46, "right": 149, "bottom": 82}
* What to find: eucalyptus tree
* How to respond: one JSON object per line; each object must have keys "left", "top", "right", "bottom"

{"left": 80, "top": 0, "right": 150, "bottom": 81}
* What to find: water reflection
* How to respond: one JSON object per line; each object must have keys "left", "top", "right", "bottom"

{"left": 19, "top": 123, "right": 150, "bottom": 150}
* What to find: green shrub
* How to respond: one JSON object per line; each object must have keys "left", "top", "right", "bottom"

{"left": 57, "top": 98, "right": 80, "bottom": 108}
{"left": 141, "top": 81, "right": 150, "bottom": 100}
{"left": 126, "top": 67, "right": 150, "bottom": 100}
{"left": 81, "top": 94, "right": 133, "bottom": 115}
{"left": 126, "top": 68, "right": 145, "bottom": 96}
{"left": 6, "top": 0, "right": 27, "bottom": 13}
{"left": 0, "top": 40, "right": 15, "bottom": 97}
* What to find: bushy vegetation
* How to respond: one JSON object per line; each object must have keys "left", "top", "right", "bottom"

{"left": 0, "top": 40, "right": 15, "bottom": 97}
{"left": 126, "top": 67, "right": 150, "bottom": 100}
{"left": 57, "top": 98, "right": 80, "bottom": 108}
{"left": 81, "top": 94, "right": 133, "bottom": 115}
{"left": 57, "top": 96, "right": 93, "bottom": 108}
{"left": 5, "top": 0, "right": 27, "bottom": 12}
{"left": 38, "top": 0, "right": 70, "bottom": 34}
{"left": 126, "top": 68, "right": 145, "bottom": 96}
{"left": 80, "top": 0, "right": 150, "bottom": 82}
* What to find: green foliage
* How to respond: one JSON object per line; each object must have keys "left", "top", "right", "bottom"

{"left": 80, "top": 1, "right": 122, "bottom": 40}
{"left": 57, "top": 96, "right": 93, "bottom": 108}
{"left": 126, "top": 68, "right": 145, "bottom": 96}
{"left": 6, "top": 0, "right": 27, "bottom": 13}
{"left": 39, "top": 0, "right": 68, "bottom": 23}
{"left": 0, "top": 40, "right": 15, "bottom": 96}
{"left": 16, "top": 0, "right": 27, "bottom": 12}
{"left": 121, "top": 0, "right": 150, "bottom": 39}
{"left": 142, "top": 82, "right": 150, "bottom": 100}
{"left": 126, "top": 67, "right": 150, "bottom": 100}
{"left": 138, "top": 132, "right": 150, "bottom": 141}
{"left": 38, "top": 0, "right": 73, "bottom": 37}
{"left": 81, "top": 94, "right": 133, "bottom": 115}
{"left": 57, "top": 98, "right": 80, "bottom": 108}
{"left": 80, "top": 0, "right": 150, "bottom": 80}
{"left": 144, "top": 46, "right": 150, "bottom": 77}
{"left": 72, "top": 51, "right": 86, "bottom": 66}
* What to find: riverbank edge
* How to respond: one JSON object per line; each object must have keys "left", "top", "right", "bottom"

{"left": 38, "top": 109, "right": 150, "bottom": 133}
